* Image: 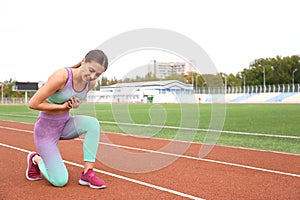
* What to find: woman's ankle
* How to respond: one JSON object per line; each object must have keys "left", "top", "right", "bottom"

{"left": 84, "top": 162, "right": 94, "bottom": 174}
{"left": 33, "top": 155, "right": 42, "bottom": 165}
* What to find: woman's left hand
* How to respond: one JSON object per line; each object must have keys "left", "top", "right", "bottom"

{"left": 67, "top": 96, "right": 81, "bottom": 109}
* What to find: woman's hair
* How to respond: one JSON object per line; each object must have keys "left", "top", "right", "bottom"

{"left": 71, "top": 49, "right": 108, "bottom": 69}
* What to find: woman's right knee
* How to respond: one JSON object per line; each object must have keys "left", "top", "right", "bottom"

{"left": 50, "top": 174, "right": 68, "bottom": 187}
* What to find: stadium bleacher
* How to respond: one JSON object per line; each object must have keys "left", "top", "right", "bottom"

{"left": 229, "top": 93, "right": 258, "bottom": 103}
{"left": 265, "top": 92, "right": 297, "bottom": 103}
{"left": 243, "top": 93, "right": 280, "bottom": 103}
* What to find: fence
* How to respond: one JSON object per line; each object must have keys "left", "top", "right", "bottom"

{"left": 1, "top": 84, "right": 300, "bottom": 104}
{"left": 0, "top": 98, "right": 26, "bottom": 104}
{"left": 196, "top": 84, "right": 300, "bottom": 94}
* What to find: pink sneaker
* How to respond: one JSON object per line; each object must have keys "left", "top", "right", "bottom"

{"left": 26, "top": 152, "right": 41, "bottom": 181}
{"left": 79, "top": 169, "right": 106, "bottom": 189}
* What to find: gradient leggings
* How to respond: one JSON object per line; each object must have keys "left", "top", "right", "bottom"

{"left": 34, "top": 112, "right": 100, "bottom": 187}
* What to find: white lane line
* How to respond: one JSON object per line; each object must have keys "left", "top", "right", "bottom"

{"left": 1, "top": 125, "right": 300, "bottom": 178}
{"left": 0, "top": 125, "right": 34, "bottom": 133}
{"left": 0, "top": 142, "right": 203, "bottom": 200}
{"left": 96, "top": 141, "right": 300, "bottom": 178}
{"left": 2, "top": 119, "right": 299, "bottom": 157}
{"left": 1, "top": 114, "right": 300, "bottom": 139}
{"left": 100, "top": 121, "right": 300, "bottom": 139}
{"left": 106, "top": 131, "right": 300, "bottom": 157}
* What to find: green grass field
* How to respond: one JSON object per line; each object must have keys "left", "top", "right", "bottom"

{"left": 0, "top": 104, "right": 299, "bottom": 154}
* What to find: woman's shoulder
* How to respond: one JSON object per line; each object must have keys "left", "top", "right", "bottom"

{"left": 46, "top": 68, "right": 69, "bottom": 89}
{"left": 50, "top": 68, "right": 69, "bottom": 80}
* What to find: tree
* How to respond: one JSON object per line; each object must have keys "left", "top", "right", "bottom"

{"left": 164, "top": 73, "right": 187, "bottom": 83}
{"left": 0, "top": 79, "right": 36, "bottom": 99}
{"left": 242, "top": 55, "right": 300, "bottom": 85}
{"left": 100, "top": 77, "right": 108, "bottom": 86}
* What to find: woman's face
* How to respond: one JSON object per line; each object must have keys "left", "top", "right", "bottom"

{"left": 81, "top": 60, "right": 106, "bottom": 82}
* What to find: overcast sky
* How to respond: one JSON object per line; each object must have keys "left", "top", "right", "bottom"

{"left": 0, "top": 0, "right": 299, "bottom": 82}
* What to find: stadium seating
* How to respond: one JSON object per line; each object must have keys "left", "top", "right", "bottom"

{"left": 243, "top": 93, "right": 280, "bottom": 103}
{"left": 282, "top": 93, "right": 300, "bottom": 103}
{"left": 265, "top": 92, "right": 297, "bottom": 103}
{"left": 229, "top": 93, "right": 258, "bottom": 103}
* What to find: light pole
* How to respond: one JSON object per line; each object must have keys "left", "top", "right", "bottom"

{"left": 243, "top": 74, "right": 246, "bottom": 93}
{"left": 263, "top": 66, "right": 266, "bottom": 92}
{"left": 222, "top": 74, "right": 228, "bottom": 94}
{"left": 292, "top": 68, "right": 298, "bottom": 85}
{"left": 195, "top": 74, "right": 198, "bottom": 94}
{"left": 258, "top": 64, "right": 266, "bottom": 93}
{"left": 0, "top": 83, "right": 3, "bottom": 104}
{"left": 191, "top": 72, "right": 194, "bottom": 93}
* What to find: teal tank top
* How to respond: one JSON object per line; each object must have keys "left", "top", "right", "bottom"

{"left": 46, "top": 68, "right": 90, "bottom": 104}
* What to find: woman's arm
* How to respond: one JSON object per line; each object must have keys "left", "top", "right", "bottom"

{"left": 28, "top": 68, "right": 71, "bottom": 113}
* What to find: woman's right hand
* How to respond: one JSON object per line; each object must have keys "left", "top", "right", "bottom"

{"left": 65, "top": 96, "right": 81, "bottom": 109}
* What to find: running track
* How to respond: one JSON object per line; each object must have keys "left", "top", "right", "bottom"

{"left": 0, "top": 120, "right": 299, "bottom": 199}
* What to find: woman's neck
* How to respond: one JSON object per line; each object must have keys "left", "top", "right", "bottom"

{"left": 71, "top": 68, "right": 86, "bottom": 91}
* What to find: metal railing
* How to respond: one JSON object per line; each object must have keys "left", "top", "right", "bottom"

{"left": 197, "top": 84, "right": 300, "bottom": 94}
{"left": 0, "top": 98, "right": 26, "bottom": 104}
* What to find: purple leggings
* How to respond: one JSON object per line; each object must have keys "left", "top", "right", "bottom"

{"left": 34, "top": 111, "right": 100, "bottom": 187}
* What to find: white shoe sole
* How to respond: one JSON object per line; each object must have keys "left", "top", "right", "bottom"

{"left": 79, "top": 179, "right": 106, "bottom": 189}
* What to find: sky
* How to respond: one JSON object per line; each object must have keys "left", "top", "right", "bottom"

{"left": 0, "top": 0, "right": 299, "bottom": 82}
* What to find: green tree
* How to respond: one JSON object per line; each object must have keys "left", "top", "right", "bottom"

{"left": 100, "top": 77, "right": 108, "bottom": 86}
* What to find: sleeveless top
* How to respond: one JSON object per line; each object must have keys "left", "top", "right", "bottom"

{"left": 46, "top": 68, "right": 90, "bottom": 104}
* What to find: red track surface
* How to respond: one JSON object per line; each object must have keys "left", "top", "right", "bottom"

{"left": 1, "top": 120, "right": 300, "bottom": 199}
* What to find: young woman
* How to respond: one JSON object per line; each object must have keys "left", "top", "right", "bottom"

{"left": 26, "top": 49, "right": 108, "bottom": 189}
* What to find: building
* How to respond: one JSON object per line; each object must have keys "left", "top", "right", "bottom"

{"left": 148, "top": 60, "right": 197, "bottom": 79}
{"left": 87, "top": 80, "right": 195, "bottom": 103}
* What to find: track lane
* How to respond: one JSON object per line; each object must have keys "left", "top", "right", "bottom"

{"left": 1, "top": 120, "right": 300, "bottom": 199}
{"left": 102, "top": 131, "right": 300, "bottom": 175}
{"left": 1, "top": 120, "right": 300, "bottom": 175}
{"left": 1, "top": 146, "right": 192, "bottom": 200}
